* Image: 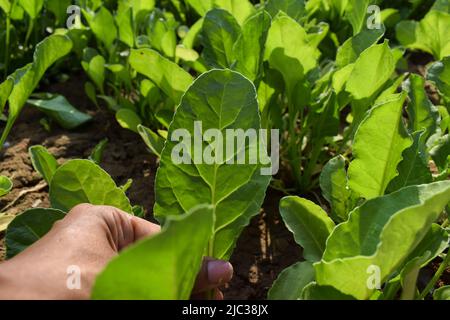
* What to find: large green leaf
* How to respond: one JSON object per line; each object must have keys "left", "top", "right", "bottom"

{"left": 336, "top": 26, "right": 385, "bottom": 68}
{"left": 154, "top": 69, "right": 271, "bottom": 260}
{"left": 201, "top": 9, "right": 241, "bottom": 68}
{"left": 0, "top": 175, "right": 12, "bottom": 197}
{"left": 268, "top": 261, "right": 315, "bottom": 300}
{"left": 396, "top": 10, "right": 450, "bottom": 60}
{"left": 92, "top": 205, "right": 214, "bottom": 300}
{"left": 279, "top": 197, "right": 335, "bottom": 262}
{"left": 29, "top": 145, "right": 58, "bottom": 184}
{"left": 348, "top": 93, "right": 413, "bottom": 199}
{"left": 345, "top": 41, "right": 395, "bottom": 101}
{"left": 264, "top": 13, "right": 320, "bottom": 105}
{"left": 129, "top": 48, "right": 193, "bottom": 105}
{"left": 315, "top": 181, "right": 450, "bottom": 300}
{"left": 265, "top": 0, "right": 306, "bottom": 21}
{"left": 0, "top": 35, "right": 72, "bottom": 147}
{"left": 232, "top": 10, "right": 271, "bottom": 82}
{"left": 319, "top": 155, "right": 351, "bottom": 222}
{"left": 18, "top": 0, "right": 43, "bottom": 19}
{"left": 49, "top": 160, "right": 132, "bottom": 213}
{"left": 5, "top": 208, "right": 66, "bottom": 259}
{"left": 27, "top": 94, "right": 92, "bottom": 129}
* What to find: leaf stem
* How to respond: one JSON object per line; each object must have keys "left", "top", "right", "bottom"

{"left": 4, "top": 14, "right": 11, "bottom": 78}
{"left": 24, "top": 18, "right": 35, "bottom": 49}
{"left": 418, "top": 252, "right": 450, "bottom": 300}
{"left": 400, "top": 267, "right": 420, "bottom": 300}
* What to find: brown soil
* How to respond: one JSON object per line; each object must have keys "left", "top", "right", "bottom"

{"left": 0, "top": 73, "right": 301, "bottom": 299}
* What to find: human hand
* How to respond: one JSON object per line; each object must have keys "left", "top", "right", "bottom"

{"left": 0, "top": 204, "right": 233, "bottom": 300}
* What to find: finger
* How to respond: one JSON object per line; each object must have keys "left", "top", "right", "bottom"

{"left": 129, "top": 215, "right": 161, "bottom": 241}
{"left": 192, "top": 258, "right": 233, "bottom": 294}
{"left": 191, "top": 288, "right": 224, "bottom": 300}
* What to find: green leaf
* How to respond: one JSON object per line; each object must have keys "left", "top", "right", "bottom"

{"left": 49, "top": 159, "right": 132, "bottom": 213}
{"left": 27, "top": 94, "right": 92, "bottom": 130}
{"left": 232, "top": 10, "right": 271, "bottom": 82}
{"left": 1, "top": 35, "right": 72, "bottom": 148}
{"left": 92, "top": 205, "right": 214, "bottom": 300}
{"left": 0, "top": 175, "right": 12, "bottom": 197}
{"left": 5, "top": 208, "right": 66, "bottom": 259}
{"left": 319, "top": 155, "right": 351, "bottom": 222}
{"left": 336, "top": 26, "right": 385, "bottom": 68}
{"left": 214, "top": 0, "right": 255, "bottom": 25}
{"left": 406, "top": 74, "right": 438, "bottom": 138}
{"left": 154, "top": 69, "right": 271, "bottom": 260}
{"left": 201, "top": 9, "right": 241, "bottom": 68}
{"left": 348, "top": 93, "right": 413, "bottom": 199}
{"left": 0, "top": 78, "right": 13, "bottom": 114}
{"left": 29, "top": 145, "right": 58, "bottom": 184}
{"left": 116, "top": 4, "right": 134, "bottom": 47}
{"left": 129, "top": 49, "right": 193, "bottom": 105}
{"left": 84, "top": 7, "right": 117, "bottom": 49}
{"left": 0, "top": 0, "right": 11, "bottom": 13}
{"left": 427, "top": 57, "right": 450, "bottom": 103}
{"left": 116, "top": 109, "right": 142, "bottom": 133}
{"left": 81, "top": 50, "right": 105, "bottom": 93}
{"left": 387, "top": 131, "right": 432, "bottom": 193}
{"left": 346, "top": 41, "right": 395, "bottom": 100}
{"left": 18, "top": 0, "right": 44, "bottom": 19}
{"left": 268, "top": 261, "right": 315, "bottom": 300}
{"left": 315, "top": 181, "right": 450, "bottom": 300}
{"left": 264, "top": 13, "right": 320, "bottom": 105}
{"left": 137, "top": 125, "right": 165, "bottom": 157}
{"left": 345, "top": 0, "right": 370, "bottom": 35}
{"left": 185, "top": 0, "right": 212, "bottom": 16}
{"left": 406, "top": 223, "right": 449, "bottom": 269}
{"left": 301, "top": 282, "right": 355, "bottom": 300}
{"left": 396, "top": 10, "right": 450, "bottom": 60}
{"left": 46, "top": 0, "right": 71, "bottom": 25}
{"left": 89, "top": 139, "right": 108, "bottom": 165}
{"left": 434, "top": 285, "right": 450, "bottom": 300}
{"left": 279, "top": 196, "right": 335, "bottom": 262}
{"left": 265, "top": 0, "right": 306, "bottom": 22}
{"left": 429, "top": 134, "right": 450, "bottom": 171}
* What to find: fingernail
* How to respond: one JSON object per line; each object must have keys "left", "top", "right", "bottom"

{"left": 207, "top": 260, "right": 233, "bottom": 285}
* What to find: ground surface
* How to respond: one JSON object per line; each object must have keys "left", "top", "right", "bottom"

{"left": 0, "top": 73, "right": 302, "bottom": 299}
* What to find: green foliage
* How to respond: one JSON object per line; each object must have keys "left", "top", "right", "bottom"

{"left": 49, "top": 160, "right": 133, "bottom": 213}
{"left": 92, "top": 205, "right": 214, "bottom": 299}
{"left": 154, "top": 70, "right": 271, "bottom": 260}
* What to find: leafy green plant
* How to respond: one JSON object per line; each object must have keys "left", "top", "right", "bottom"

{"left": 0, "top": 34, "right": 72, "bottom": 148}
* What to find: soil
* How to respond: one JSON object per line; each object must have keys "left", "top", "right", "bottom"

{"left": 0, "top": 72, "right": 302, "bottom": 300}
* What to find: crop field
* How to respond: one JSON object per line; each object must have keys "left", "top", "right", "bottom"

{"left": 0, "top": 0, "right": 449, "bottom": 301}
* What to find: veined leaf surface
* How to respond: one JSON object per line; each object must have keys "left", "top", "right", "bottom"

{"left": 154, "top": 69, "right": 271, "bottom": 260}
